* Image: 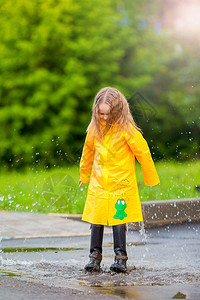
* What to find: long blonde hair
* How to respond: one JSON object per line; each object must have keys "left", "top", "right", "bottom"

{"left": 87, "top": 87, "right": 142, "bottom": 138}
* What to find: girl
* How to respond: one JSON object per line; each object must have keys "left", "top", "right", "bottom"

{"left": 79, "top": 87, "right": 160, "bottom": 273}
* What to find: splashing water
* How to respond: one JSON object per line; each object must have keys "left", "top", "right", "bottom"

{"left": 0, "top": 236, "right": 2, "bottom": 254}
{"left": 139, "top": 222, "right": 147, "bottom": 243}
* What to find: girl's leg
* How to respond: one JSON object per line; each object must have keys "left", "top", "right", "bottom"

{"left": 110, "top": 224, "right": 128, "bottom": 273}
{"left": 85, "top": 224, "right": 104, "bottom": 271}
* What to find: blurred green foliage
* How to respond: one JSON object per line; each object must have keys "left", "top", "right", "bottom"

{"left": 0, "top": 0, "right": 199, "bottom": 169}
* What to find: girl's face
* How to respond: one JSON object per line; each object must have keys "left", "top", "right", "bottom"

{"left": 98, "top": 103, "right": 110, "bottom": 122}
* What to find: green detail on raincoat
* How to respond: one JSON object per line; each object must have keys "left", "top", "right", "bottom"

{"left": 114, "top": 199, "right": 127, "bottom": 220}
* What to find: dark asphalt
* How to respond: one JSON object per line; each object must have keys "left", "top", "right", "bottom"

{"left": 1, "top": 276, "right": 200, "bottom": 300}
{"left": 0, "top": 222, "right": 200, "bottom": 299}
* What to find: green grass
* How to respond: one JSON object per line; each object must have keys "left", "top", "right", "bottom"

{"left": 138, "top": 159, "right": 200, "bottom": 201}
{"left": 0, "top": 160, "right": 200, "bottom": 214}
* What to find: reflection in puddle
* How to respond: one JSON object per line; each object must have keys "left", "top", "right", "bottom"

{"left": 93, "top": 287, "right": 141, "bottom": 299}
{"left": 80, "top": 282, "right": 144, "bottom": 300}
{"left": 127, "top": 241, "right": 147, "bottom": 246}
{"left": 1, "top": 247, "right": 84, "bottom": 253}
{"left": 0, "top": 269, "right": 33, "bottom": 280}
{"left": 0, "top": 270, "right": 22, "bottom": 277}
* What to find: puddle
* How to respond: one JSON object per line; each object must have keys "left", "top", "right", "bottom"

{"left": 0, "top": 223, "right": 199, "bottom": 297}
{"left": 0, "top": 269, "right": 33, "bottom": 279}
{"left": 79, "top": 280, "right": 166, "bottom": 299}
{"left": 127, "top": 241, "right": 147, "bottom": 246}
{"left": 0, "top": 270, "right": 21, "bottom": 277}
{"left": 90, "top": 286, "right": 142, "bottom": 299}
{"left": 1, "top": 247, "right": 84, "bottom": 253}
{"left": 0, "top": 255, "right": 200, "bottom": 300}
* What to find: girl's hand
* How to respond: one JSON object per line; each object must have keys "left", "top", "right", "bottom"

{"left": 79, "top": 179, "right": 83, "bottom": 188}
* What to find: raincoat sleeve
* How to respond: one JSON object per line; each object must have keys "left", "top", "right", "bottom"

{"left": 124, "top": 126, "right": 160, "bottom": 186}
{"left": 80, "top": 129, "right": 95, "bottom": 183}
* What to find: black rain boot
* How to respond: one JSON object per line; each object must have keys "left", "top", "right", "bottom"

{"left": 110, "top": 224, "right": 128, "bottom": 273}
{"left": 85, "top": 224, "right": 104, "bottom": 272}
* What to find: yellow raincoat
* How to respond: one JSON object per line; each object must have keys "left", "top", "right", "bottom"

{"left": 80, "top": 122, "right": 160, "bottom": 226}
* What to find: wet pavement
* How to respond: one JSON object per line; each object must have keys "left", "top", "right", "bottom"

{"left": 0, "top": 220, "right": 200, "bottom": 299}
{"left": 0, "top": 211, "right": 93, "bottom": 238}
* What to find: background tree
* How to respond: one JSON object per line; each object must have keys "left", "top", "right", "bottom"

{"left": 0, "top": 0, "right": 199, "bottom": 169}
